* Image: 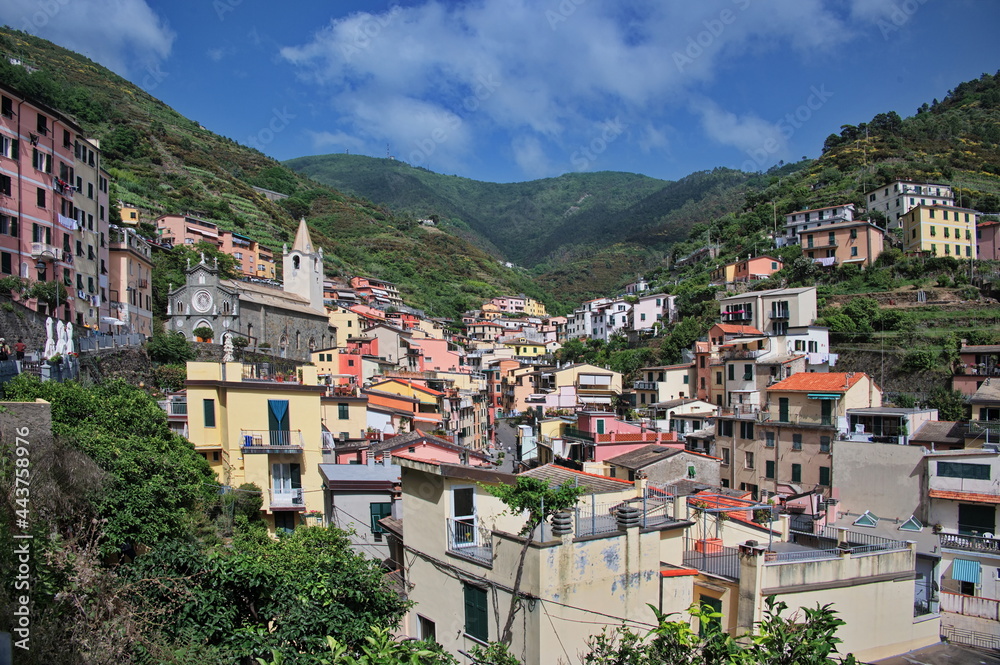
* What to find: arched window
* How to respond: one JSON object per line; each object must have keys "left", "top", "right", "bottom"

{"left": 247, "top": 323, "right": 253, "bottom": 344}
{"left": 296, "top": 331, "right": 301, "bottom": 350}
{"left": 308, "top": 337, "right": 316, "bottom": 351}
{"left": 293, "top": 255, "right": 300, "bottom": 270}
{"left": 176, "top": 302, "right": 184, "bottom": 314}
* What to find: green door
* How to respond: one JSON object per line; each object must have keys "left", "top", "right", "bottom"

{"left": 778, "top": 398, "right": 789, "bottom": 422}
{"left": 821, "top": 399, "right": 832, "bottom": 426}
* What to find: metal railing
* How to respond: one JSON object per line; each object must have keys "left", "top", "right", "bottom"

{"left": 683, "top": 543, "right": 741, "bottom": 580}
{"left": 269, "top": 488, "right": 304, "bottom": 508}
{"left": 446, "top": 518, "right": 493, "bottom": 565}
{"left": 240, "top": 429, "right": 304, "bottom": 450}
{"left": 563, "top": 427, "right": 595, "bottom": 442}
{"left": 940, "top": 532, "right": 1000, "bottom": 555}
{"left": 941, "top": 624, "right": 1000, "bottom": 650}
{"left": 765, "top": 548, "right": 842, "bottom": 564}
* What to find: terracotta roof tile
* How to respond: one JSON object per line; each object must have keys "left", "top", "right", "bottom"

{"left": 715, "top": 324, "right": 764, "bottom": 335}
{"left": 767, "top": 372, "right": 867, "bottom": 392}
{"left": 929, "top": 489, "right": 1000, "bottom": 505}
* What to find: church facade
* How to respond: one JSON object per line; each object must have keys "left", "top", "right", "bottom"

{"left": 166, "top": 219, "right": 333, "bottom": 361}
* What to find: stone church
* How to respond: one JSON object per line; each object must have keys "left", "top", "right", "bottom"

{"left": 167, "top": 219, "right": 333, "bottom": 360}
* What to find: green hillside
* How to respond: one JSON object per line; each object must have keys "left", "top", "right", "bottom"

{"left": 284, "top": 154, "right": 671, "bottom": 264}
{"left": 0, "top": 28, "right": 549, "bottom": 318}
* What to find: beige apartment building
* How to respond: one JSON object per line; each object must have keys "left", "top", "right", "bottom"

{"left": 715, "top": 372, "right": 880, "bottom": 499}
{"left": 800, "top": 219, "right": 885, "bottom": 267}
{"left": 902, "top": 204, "right": 979, "bottom": 260}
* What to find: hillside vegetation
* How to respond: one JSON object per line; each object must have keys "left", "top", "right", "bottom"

{"left": 0, "top": 28, "right": 549, "bottom": 318}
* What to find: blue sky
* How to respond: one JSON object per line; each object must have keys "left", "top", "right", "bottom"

{"left": 3, "top": 0, "right": 999, "bottom": 183}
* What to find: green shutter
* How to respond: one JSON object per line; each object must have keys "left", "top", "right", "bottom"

{"left": 370, "top": 502, "right": 392, "bottom": 533}
{"left": 819, "top": 466, "right": 830, "bottom": 486}
{"left": 464, "top": 584, "right": 488, "bottom": 641}
{"left": 765, "top": 460, "right": 775, "bottom": 479}
{"left": 203, "top": 399, "right": 215, "bottom": 428}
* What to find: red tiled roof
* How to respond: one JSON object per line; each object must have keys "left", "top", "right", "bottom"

{"left": 715, "top": 324, "right": 764, "bottom": 335}
{"left": 929, "top": 489, "right": 1000, "bottom": 505}
{"left": 767, "top": 372, "right": 867, "bottom": 392}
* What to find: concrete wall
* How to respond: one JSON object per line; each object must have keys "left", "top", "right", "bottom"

{"left": 740, "top": 546, "right": 939, "bottom": 662}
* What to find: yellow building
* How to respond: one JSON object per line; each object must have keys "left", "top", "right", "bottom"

{"left": 185, "top": 361, "right": 328, "bottom": 534}
{"left": 119, "top": 205, "right": 141, "bottom": 225}
{"left": 328, "top": 305, "right": 360, "bottom": 345}
{"left": 902, "top": 204, "right": 979, "bottom": 260}
{"left": 254, "top": 244, "right": 276, "bottom": 280}
{"left": 504, "top": 339, "right": 547, "bottom": 357}
{"left": 523, "top": 297, "right": 547, "bottom": 317}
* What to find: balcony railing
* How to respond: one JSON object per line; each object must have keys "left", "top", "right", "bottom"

{"left": 240, "top": 429, "right": 304, "bottom": 452}
{"left": 563, "top": 427, "right": 595, "bottom": 442}
{"left": 168, "top": 401, "right": 187, "bottom": 416}
{"left": 634, "top": 380, "right": 657, "bottom": 391}
{"left": 770, "top": 308, "right": 790, "bottom": 319}
{"left": 682, "top": 541, "right": 741, "bottom": 580}
{"left": 446, "top": 518, "right": 492, "bottom": 565}
{"left": 939, "top": 532, "right": 1000, "bottom": 555}
{"left": 269, "top": 488, "right": 304, "bottom": 509}
{"left": 723, "top": 348, "right": 766, "bottom": 360}
{"left": 967, "top": 420, "right": 1000, "bottom": 436}
{"left": 31, "top": 242, "right": 61, "bottom": 260}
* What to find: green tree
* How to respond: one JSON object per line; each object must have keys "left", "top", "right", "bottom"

{"left": 922, "top": 388, "right": 968, "bottom": 422}
{"left": 146, "top": 329, "right": 196, "bottom": 364}
{"left": 485, "top": 477, "right": 587, "bottom": 645}
{"left": 2, "top": 375, "right": 216, "bottom": 552}
{"left": 125, "top": 525, "right": 409, "bottom": 663}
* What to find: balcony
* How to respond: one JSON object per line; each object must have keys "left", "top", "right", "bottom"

{"left": 683, "top": 537, "right": 741, "bottom": 580}
{"left": 240, "top": 429, "right": 304, "bottom": 453}
{"left": 769, "top": 308, "right": 790, "bottom": 319}
{"left": 723, "top": 348, "right": 766, "bottom": 361}
{"left": 722, "top": 312, "right": 752, "bottom": 323}
{"left": 446, "top": 517, "right": 492, "bottom": 566}
{"left": 967, "top": 420, "right": 1000, "bottom": 437}
{"left": 31, "top": 242, "right": 61, "bottom": 260}
{"left": 634, "top": 380, "right": 657, "bottom": 391}
{"left": 939, "top": 532, "right": 1000, "bottom": 555}
{"left": 562, "top": 427, "right": 595, "bottom": 442}
{"left": 269, "top": 488, "right": 305, "bottom": 510}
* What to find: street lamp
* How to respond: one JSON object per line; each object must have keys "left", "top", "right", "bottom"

{"left": 34, "top": 250, "right": 61, "bottom": 321}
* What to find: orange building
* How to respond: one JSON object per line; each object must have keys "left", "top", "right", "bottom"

{"left": 801, "top": 220, "right": 885, "bottom": 267}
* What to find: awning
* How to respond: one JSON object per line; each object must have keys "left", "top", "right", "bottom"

{"left": 807, "top": 393, "right": 842, "bottom": 399}
{"left": 952, "top": 559, "right": 981, "bottom": 584}
{"left": 579, "top": 396, "right": 612, "bottom": 404}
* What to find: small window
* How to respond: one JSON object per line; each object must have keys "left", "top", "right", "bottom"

{"left": 792, "top": 433, "right": 802, "bottom": 450}
{"left": 765, "top": 460, "right": 775, "bottom": 479}
{"left": 203, "top": 399, "right": 216, "bottom": 428}
{"left": 338, "top": 403, "right": 349, "bottom": 420}
{"left": 819, "top": 436, "right": 831, "bottom": 453}
{"left": 818, "top": 466, "right": 831, "bottom": 486}
{"left": 765, "top": 431, "right": 774, "bottom": 448}
{"left": 791, "top": 463, "right": 801, "bottom": 483}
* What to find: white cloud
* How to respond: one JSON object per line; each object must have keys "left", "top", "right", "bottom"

{"left": 307, "top": 130, "right": 368, "bottom": 155}
{"left": 0, "top": 0, "right": 174, "bottom": 78}
{"left": 511, "top": 135, "right": 555, "bottom": 179}
{"left": 280, "top": 0, "right": 862, "bottom": 176}
{"left": 207, "top": 47, "right": 236, "bottom": 63}
{"left": 691, "top": 98, "right": 789, "bottom": 160}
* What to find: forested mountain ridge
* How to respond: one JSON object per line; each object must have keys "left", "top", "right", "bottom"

{"left": 0, "top": 27, "right": 550, "bottom": 317}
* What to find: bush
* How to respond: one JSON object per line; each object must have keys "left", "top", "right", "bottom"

{"left": 192, "top": 326, "right": 214, "bottom": 341}
{"left": 901, "top": 350, "right": 940, "bottom": 373}
{"left": 153, "top": 364, "right": 187, "bottom": 391}
{"left": 146, "top": 330, "right": 196, "bottom": 364}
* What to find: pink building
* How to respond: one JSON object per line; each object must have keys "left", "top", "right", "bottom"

{"left": 1, "top": 83, "right": 116, "bottom": 329}
{"left": 404, "top": 337, "right": 466, "bottom": 373}
{"left": 733, "top": 256, "right": 783, "bottom": 282}
{"left": 978, "top": 220, "right": 1000, "bottom": 260}
{"left": 574, "top": 411, "right": 682, "bottom": 461}
{"left": 156, "top": 214, "right": 275, "bottom": 279}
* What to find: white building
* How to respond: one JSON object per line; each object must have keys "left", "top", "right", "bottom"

{"left": 778, "top": 204, "right": 856, "bottom": 246}
{"left": 867, "top": 181, "right": 955, "bottom": 228}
